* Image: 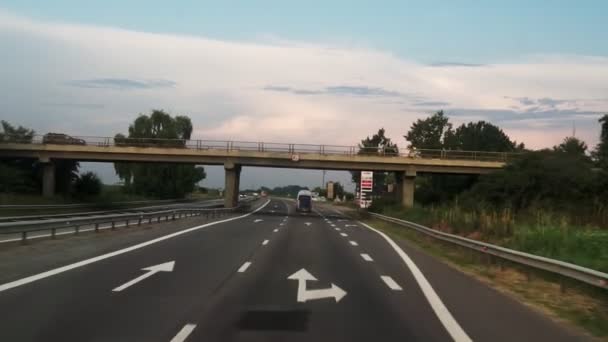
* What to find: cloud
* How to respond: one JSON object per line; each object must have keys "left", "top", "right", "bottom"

{"left": 428, "top": 62, "right": 486, "bottom": 67}
{"left": 263, "top": 85, "right": 407, "bottom": 98}
{"left": 65, "top": 78, "right": 176, "bottom": 90}
{"left": 413, "top": 101, "right": 451, "bottom": 107}
{"left": 1, "top": 9, "right": 607, "bottom": 154}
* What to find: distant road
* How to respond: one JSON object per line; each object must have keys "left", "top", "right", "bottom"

{"left": 0, "top": 199, "right": 585, "bottom": 341}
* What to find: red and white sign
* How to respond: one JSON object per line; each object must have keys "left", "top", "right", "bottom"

{"left": 360, "top": 171, "right": 373, "bottom": 192}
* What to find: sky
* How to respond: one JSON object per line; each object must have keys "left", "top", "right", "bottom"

{"left": 1, "top": 1, "right": 607, "bottom": 190}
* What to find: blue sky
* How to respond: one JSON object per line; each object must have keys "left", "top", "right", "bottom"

{"left": 2, "top": 0, "right": 606, "bottom": 63}
{"left": 1, "top": 2, "right": 606, "bottom": 190}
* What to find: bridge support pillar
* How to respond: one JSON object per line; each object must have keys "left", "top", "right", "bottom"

{"left": 42, "top": 162, "right": 56, "bottom": 198}
{"left": 396, "top": 170, "right": 416, "bottom": 208}
{"left": 224, "top": 163, "right": 241, "bottom": 208}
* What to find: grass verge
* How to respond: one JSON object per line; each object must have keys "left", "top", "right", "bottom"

{"left": 364, "top": 217, "right": 608, "bottom": 340}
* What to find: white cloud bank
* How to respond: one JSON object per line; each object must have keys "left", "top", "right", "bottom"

{"left": 1, "top": 9, "right": 607, "bottom": 153}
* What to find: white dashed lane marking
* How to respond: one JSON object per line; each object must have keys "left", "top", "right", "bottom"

{"left": 262, "top": 240, "right": 269, "bottom": 246}
{"left": 340, "top": 233, "right": 348, "bottom": 237}
{"left": 361, "top": 253, "right": 373, "bottom": 262}
{"left": 381, "top": 275, "right": 403, "bottom": 291}
{"left": 238, "top": 262, "right": 252, "bottom": 273}
{"left": 273, "top": 229, "right": 279, "bottom": 232}
{"left": 349, "top": 241, "right": 359, "bottom": 246}
{"left": 170, "top": 324, "right": 197, "bottom": 342}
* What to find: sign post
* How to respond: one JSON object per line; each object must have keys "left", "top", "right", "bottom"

{"left": 360, "top": 171, "right": 373, "bottom": 208}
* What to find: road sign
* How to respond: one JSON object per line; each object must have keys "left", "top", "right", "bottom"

{"left": 360, "top": 171, "right": 373, "bottom": 192}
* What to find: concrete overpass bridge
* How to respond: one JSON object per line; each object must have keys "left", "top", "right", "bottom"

{"left": 0, "top": 136, "right": 516, "bottom": 208}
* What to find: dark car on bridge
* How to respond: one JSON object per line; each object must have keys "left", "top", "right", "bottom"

{"left": 42, "top": 133, "right": 86, "bottom": 145}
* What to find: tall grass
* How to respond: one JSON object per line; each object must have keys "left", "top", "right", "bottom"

{"left": 374, "top": 202, "right": 608, "bottom": 272}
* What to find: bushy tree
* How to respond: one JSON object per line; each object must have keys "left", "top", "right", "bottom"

{"left": 554, "top": 136, "right": 588, "bottom": 157}
{"left": 113, "top": 110, "right": 206, "bottom": 198}
{"left": 404, "top": 110, "right": 452, "bottom": 149}
{"left": 444, "top": 121, "right": 521, "bottom": 152}
{"left": 74, "top": 172, "right": 102, "bottom": 197}
{"left": 593, "top": 114, "right": 608, "bottom": 169}
{"left": 351, "top": 128, "right": 398, "bottom": 193}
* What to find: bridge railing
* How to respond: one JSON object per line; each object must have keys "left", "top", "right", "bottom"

{"left": 1, "top": 134, "right": 519, "bottom": 162}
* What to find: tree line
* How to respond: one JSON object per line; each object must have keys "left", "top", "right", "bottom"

{"left": 0, "top": 110, "right": 206, "bottom": 200}
{"left": 360, "top": 111, "right": 608, "bottom": 225}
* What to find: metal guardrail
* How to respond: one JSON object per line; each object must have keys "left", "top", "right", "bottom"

{"left": 0, "top": 135, "right": 519, "bottom": 162}
{"left": 0, "top": 200, "right": 225, "bottom": 223}
{"left": 0, "top": 198, "right": 199, "bottom": 210}
{"left": 0, "top": 199, "right": 258, "bottom": 244}
{"left": 370, "top": 212, "right": 608, "bottom": 290}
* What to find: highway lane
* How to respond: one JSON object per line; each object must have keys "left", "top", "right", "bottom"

{"left": 0, "top": 198, "right": 585, "bottom": 341}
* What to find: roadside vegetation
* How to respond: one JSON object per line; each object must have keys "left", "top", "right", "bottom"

{"left": 1, "top": 110, "right": 207, "bottom": 204}
{"left": 359, "top": 111, "right": 608, "bottom": 273}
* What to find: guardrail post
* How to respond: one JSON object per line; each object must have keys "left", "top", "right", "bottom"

{"left": 138, "top": 217, "right": 142, "bottom": 226}
{"left": 126, "top": 219, "right": 129, "bottom": 227}
{"left": 148, "top": 217, "right": 152, "bottom": 224}
{"left": 51, "top": 228, "right": 56, "bottom": 239}
{"left": 172, "top": 213, "right": 176, "bottom": 221}
{"left": 111, "top": 221, "right": 116, "bottom": 230}
{"left": 21, "top": 231, "right": 27, "bottom": 244}
{"left": 95, "top": 223, "right": 99, "bottom": 233}
{"left": 75, "top": 225, "right": 79, "bottom": 235}
{"left": 157, "top": 216, "right": 161, "bottom": 223}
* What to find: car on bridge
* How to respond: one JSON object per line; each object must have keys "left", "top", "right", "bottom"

{"left": 42, "top": 133, "right": 86, "bottom": 145}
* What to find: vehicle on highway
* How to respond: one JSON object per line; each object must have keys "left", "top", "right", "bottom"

{"left": 42, "top": 133, "right": 86, "bottom": 145}
{"left": 295, "top": 190, "right": 313, "bottom": 212}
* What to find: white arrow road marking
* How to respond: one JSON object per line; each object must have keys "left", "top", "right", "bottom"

{"left": 254, "top": 219, "right": 264, "bottom": 223}
{"left": 349, "top": 241, "right": 359, "bottom": 246}
{"left": 112, "top": 261, "right": 175, "bottom": 292}
{"left": 359, "top": 221, "right": 472, "bottom": 342}
{"left": 238, "top": 262, "right": 252, "bottom": 273}
{"left": 304, "top": 222, "right": 312, "bottom": 226}
{"left": 361, "top": 253, "right": 373, "bottom": 262}
{"left": 287, "top": 268, "right": 347, "bottom": 303}
{"left": 381, "top": 276, "right": 403, "bottom": 291}
{"left": 0, "top": 200, "right": 272, "bottom": 294}
{"left": 340, "top": 233, "right": 348, "bottom": 237}
{"left": 170, "top": 324, "right": 197, "bottom": 342}
{"left": 262, "top": 239, "right": 269, "bottom": 246}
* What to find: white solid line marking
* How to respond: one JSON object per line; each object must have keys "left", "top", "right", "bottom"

{"left": 340, "top": 233, "right": 348, "bottom": 237}
{"left": 170, "top": 323, "right": 197, "bottom": 342}
{"left": 0, "top": 200, "right": 272, "bottom": 293}
{"left": 273, "top": 228, "right": 279, "bottom": 232}
{"left": 381, "top": 276, "right": 403, "bottom": 291}
{"left": 359, "top": 221, "right": 471, "bottom": 342}
{"left": 238, "top": 262, "right": 252, "bottom": 273}
{"left": 349, "top": 241, "right": 359, "bottom": 246}
{"left": 262, "top": 239, "right": 269, "bottom": 245}
{"left": 361, "top": 253, "right": 373, "bottom": 261}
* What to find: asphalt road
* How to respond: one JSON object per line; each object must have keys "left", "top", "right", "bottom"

{"left": 0, "top": 198, "right": 586, "bottom": 341}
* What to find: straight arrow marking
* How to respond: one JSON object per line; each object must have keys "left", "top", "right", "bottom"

{"left": 112, "top": 261, "right": 174, "bottom": 292}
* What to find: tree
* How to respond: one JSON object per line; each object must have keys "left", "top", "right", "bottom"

{"left": 593, "top": 114, "right": 608, "bottom": 169}
{"left": 404, "top": 110, "right": 452, "bottom": 149}
{"left": 444, "top": 121, "right": 519, "bottom": 152}
{"left": 74, "top": 172, "right": 102, "bottom": 197}
{"left": 333, "top": 182, "right": 345, "bottom": 198}
{"left": 554, "top": 136, "right": 588, "bottom": 157}
{"left": 0, "top": 121, "right": 34, "bottom": 143}
{"left": 113, "top": 110, "right": 206, "bottom": 198}
{"left": 351, "top": 128, "right": 398, "bottom": 194}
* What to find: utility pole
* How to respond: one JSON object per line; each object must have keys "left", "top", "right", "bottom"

{"left": 321, "top": 170, "right": 326, "bottom": 188}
